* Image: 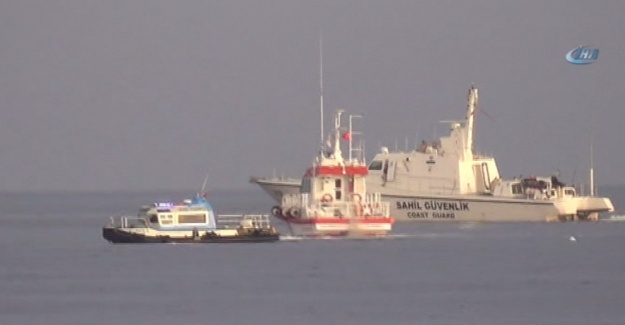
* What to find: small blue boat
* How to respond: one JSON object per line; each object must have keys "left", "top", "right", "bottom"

{"left": 102, "top": 195, "right": 279, "bottom": 243}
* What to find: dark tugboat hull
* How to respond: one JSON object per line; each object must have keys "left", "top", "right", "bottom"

{"left": 102, "top": 228, "right": 280, "bottom": 244}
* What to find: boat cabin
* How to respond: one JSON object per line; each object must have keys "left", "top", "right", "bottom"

{"left": 365, "top": 87, "right": 502, "bottom": 196}
{"left": 300, "top": 164, "right": 368, "bottom": 204}
{"left": 138, "top": 198, "right": 218, "bottom": 230}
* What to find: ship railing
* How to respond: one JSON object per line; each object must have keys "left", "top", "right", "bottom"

{"left": 217, "top": 214, "right": 273, "bottom": 229}
{"left": 281, "top": 192, "right": 391, "bottom": 218}
{"left": 360, "top": 196, "right": 392, "bottom": 217}
{"left": 322, "top": 200, "right": 390, "bottom": 218}
{"left": 361, "top": 193, "right": 390, "bottom": 217}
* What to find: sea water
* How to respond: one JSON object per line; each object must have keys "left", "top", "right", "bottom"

{"left": 0, "top": 187, "right": 624, "bottom": 325}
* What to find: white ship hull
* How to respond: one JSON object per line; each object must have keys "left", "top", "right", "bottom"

{"left": 385, "top": 194, "right": 559, "bottom": 222}
{"left": 250, "top": 179, "right": 616, "bottom": 222}
{"left": 287, "top": 219, "right": 393, "bottom": 237}
{"left": 252, "top": 180, "right": 562, "bottom": 222}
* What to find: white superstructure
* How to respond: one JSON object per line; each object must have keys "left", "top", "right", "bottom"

{"left": 272, "top": 109, "right": 394, "bottom": 236}
{"left": 252, "top": 86, "right": 614, "bottom": 222}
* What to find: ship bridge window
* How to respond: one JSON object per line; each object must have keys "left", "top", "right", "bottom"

{"left": 334, "top": 179, "right": 342, "bottom": 200}
{"left": 148, "top": 215, "right": 158, "bottom": 223}
{"left": 301, "top": 178, "right": 311, "bottom": 193}
{"left": 160, "top": 215, "right": 173, "bottom": 225}
{"left": 368, "top": 160, "right": 383, "bottom": 171}
{"left": 511, "top": 183, "right": 523, "bottom": 194}
{"left": 178, "top": 214, "right": 207, "bottom": 224}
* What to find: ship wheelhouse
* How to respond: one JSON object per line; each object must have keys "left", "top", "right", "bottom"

{"left": 143, "top": 202, "right": 217, "bottom": 229}
{"left": 302, "top": 164, "right": 368, "bottom": 205}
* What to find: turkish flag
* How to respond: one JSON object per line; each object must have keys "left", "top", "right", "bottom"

{"left": 342, "top": 132, "right": 351, "bottom": 141}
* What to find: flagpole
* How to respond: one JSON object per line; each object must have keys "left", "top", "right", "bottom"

{"left": 319, "top": 32, "right": 324, "bottom": 153}
{"left": 590, "top": 132, "right": 594, "bottom": 196}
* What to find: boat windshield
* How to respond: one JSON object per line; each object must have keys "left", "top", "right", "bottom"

{"left": 178, "top": 214, "right": 207, "bottom": 224}
{"left": 300, "top": 178, "right": 311, "bottom": 193}
{"left": 368, "top": 160, "right": 383, "bottom": 171}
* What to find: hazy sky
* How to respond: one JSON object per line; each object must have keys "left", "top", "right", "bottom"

{"left": 1, "top": 1, "right": 624, "bottom": 192}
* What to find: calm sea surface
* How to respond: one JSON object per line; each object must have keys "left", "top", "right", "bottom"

{"left": 1, "top": 186, "right": 625, "bottom": 325}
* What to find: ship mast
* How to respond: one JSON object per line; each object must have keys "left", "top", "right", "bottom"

{"left": 333, "top": 109, "right": 344, "bottom": 162}
{"left": 465, "top": 85, "right": 478, "bottom": 153}
{"left": 319, "top": 33, "right": 324, "bottom": 154}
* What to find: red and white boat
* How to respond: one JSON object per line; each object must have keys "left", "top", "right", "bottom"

{"left": 271, "top": 109, "right": 394, "bottom": 237}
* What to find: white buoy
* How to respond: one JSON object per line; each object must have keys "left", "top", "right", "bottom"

{"left": 569, "top": 236, "right": 576, "bottom": 242}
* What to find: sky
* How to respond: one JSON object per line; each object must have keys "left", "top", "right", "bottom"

{"left": 1, "top": 1, "right": 624, "bottom": 192}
